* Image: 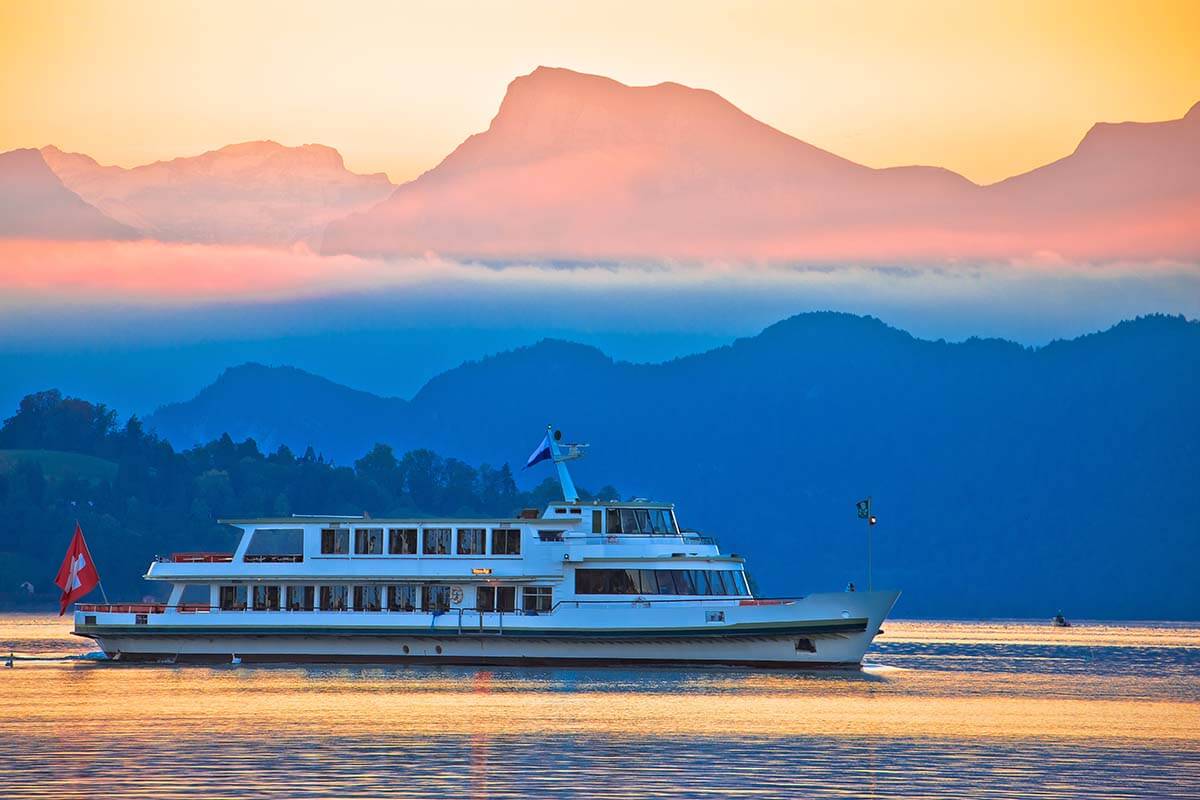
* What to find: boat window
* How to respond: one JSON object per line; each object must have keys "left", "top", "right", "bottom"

{"left": 523, "top": 586, "right": 552, "bottom": 614}
{"left": 354, "top": 528, "right": 384, "bottom": 555}
{"left": 606, "top": 509, "right": 622, "bottom": 534}
{"left": 320, "top": 528, "right": 349, "bottom": 555}
{"left": 457, "top": 528, "right": 486, "bottom": 555}
{"left": 252, "top": 585, "right": 280, "bottom": 611}
{"left": 477, "top": 586, "right": 497, "bottom": 612}
{"left": 492, "top": 529, "right": 521, "bottom": 555}
{"left": 673, "top": 570, "right": 698, "bottom": 595}
{"left": 422, "top": 528, "right": 452, "bottom": 555}
{"left": 635, "top": 509, "right": 652, "bottom": 534}
{"left": 537, "top": 530, "right": 563, "bottom": 542}
{"left": 388, "top": 528, "right": 418, "bottom": 555}
{"left": 591, "top": 510, "right": 602, "bottom": 533}
{"left": 286, "top": 585, "right": 315, "bottom": 611}
{"left": 389, "top": 584, "right": 418, "bottom": 612}
{"left": 574, "top": 569, "right": 749, "bottom": 596}
{"left": 497, "top": 586, "right": 516, "bottom": 612}
{"left": 320, "top": 585, "right": 348, "bottom": 611}
{"left": 620, "top": 509, "right": 639, "bottom": 534}
{"left": 178, "top": 584, "right": 209, "bottom": 607}
{"left": 654, "top": 570, "right": 677, "bottom": 594}
{"left": 354, "top": 585, "right": 382, "bottom": 611}
{"left": 244, "top": 528, "right": 304, "bottom": 562}
{"left": 609, "top": 569, "right": 640, "bottom": 594}
{"left": 422, "top": 585, "right": 451, "bottom": 612}
{"left": 649, "top": 509, "right": 674, "bottom": 534}
{"left": 219, "top": 585, "right": 247, "bottom": 610}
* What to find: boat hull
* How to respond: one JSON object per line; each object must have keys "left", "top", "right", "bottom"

{"left": 75, "top": 590, "right": 899, "bottom": 669}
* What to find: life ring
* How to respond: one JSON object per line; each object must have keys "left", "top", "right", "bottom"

{"left": 450, "top": 587, "right": 464, "bottom": 604}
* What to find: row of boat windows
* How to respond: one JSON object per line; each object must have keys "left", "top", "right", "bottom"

{"left": 320, "top": 527, "right": 522, "bottom": 556}
{"left": 592, "top": 508, "right": 677, "bottom": 536}
{"left": 217, "top": 584, "right": 553, "bottom": 614}
{"left": 574, "top": 569, "right": 750, "bottom": 596}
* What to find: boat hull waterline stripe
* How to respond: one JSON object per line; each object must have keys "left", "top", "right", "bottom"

{"left": 99, "top": 652, "right": 865, "bottom": 669}
{"left": 75, "top": 618, "right": 869, "bottom": 640}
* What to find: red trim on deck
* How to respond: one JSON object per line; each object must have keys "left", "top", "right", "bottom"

{"left": 170, "top": 552, "right": 233, "bottom": 563}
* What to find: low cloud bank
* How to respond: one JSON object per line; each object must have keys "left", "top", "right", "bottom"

{"left": 0, "top": 239, "right": 1197, "bottom": 346}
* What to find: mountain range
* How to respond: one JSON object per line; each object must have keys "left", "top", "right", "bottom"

{"left": 39, "top": 141, "right": 393, "bottom": 245}
{"left": 325, "top": 68, "right": 1200, "bottom": 263}
{"left": 2, "top": 67, "right": 1196, "bottom": 262}
{"left": 145, "top": 312, "right": 1200, "bottom": 619}
{"left": 0, "top": 148, "right": 138, "bottom": 240}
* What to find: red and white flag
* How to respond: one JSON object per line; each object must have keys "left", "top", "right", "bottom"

{"left": 54, "top": 523, "right": 100, "bottom": 615}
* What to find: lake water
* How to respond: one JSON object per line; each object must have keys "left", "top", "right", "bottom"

{"left": 1, "top": 614, "right": 1197, "bottom": 799}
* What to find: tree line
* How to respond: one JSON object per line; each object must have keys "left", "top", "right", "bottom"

{"left": 0, "top": 390, "right": 616, "bottom": 608}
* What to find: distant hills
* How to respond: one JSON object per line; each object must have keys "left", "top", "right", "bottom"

{"left": 145, "top": 312, "right": 1200, "bottom": 619}
{"left": 2, "top": 66, "right": 1196, "bottom": 262}
{"left": 148, "top": 363, "right": 406, "bottom": 459}
{"left": 40, "top": 141, "right": 394, "bottom": 245}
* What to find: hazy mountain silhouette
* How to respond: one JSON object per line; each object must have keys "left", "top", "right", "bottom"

{"left": 145, "top": 312, "right": 1200, "bottom": 619}
{"left": 0, "top": 148, "right": 138, "bottom": 240}
{"left": 41, "top": 141, "right": 394, "bottom": 245}
{"left": 323, "top": 67, "right": 1199, "bottom": 263}
{"left": 146, "top": 363, "right": 407, "bottom": 458}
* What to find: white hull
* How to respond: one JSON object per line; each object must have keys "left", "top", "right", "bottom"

{"left": 78, "top": 591, "right": 899, "bottom": 668}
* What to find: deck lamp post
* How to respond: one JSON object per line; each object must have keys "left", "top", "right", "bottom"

{"left": 856, "top": 497, "right": 876, "bottom": 590}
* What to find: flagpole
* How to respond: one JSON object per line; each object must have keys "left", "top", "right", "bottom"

{"left": 76, "top": 519, "right": 109, "bottom": 604}
{"left": 868, "top": 494, "right": 878, "bottom": 594}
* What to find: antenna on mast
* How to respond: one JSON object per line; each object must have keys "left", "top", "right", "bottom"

{"left": 547, "top": 425, "right": 587, "bottom": 502}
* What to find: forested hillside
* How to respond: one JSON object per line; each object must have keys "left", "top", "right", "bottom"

{"left": 0, "top": 390, "right": 612, "bottom": 608}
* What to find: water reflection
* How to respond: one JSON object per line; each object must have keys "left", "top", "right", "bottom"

{"left": 1, "top": 615, "right": 1197, "bottom": 799}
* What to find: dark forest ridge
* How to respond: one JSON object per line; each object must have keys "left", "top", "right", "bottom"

{"left": 140, "top": 311, "right": 1200, "bottom": 619}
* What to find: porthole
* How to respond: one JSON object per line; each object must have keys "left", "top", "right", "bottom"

{"left": 402, "top": 644, "right": 410, "bottom": 655}
{"left": 435, "top": 645, "right": 443, "bottom": 655}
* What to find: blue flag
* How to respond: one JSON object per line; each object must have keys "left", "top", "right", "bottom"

{"left": 525, "top": 435, "right": 552, "bottom": 469}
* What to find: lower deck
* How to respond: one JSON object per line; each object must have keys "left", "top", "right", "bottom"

{"left": 74, "top": 590, "right": 900, "bottom": 668}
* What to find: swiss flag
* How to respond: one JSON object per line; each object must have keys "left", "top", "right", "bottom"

{"left": 54, "top": 523, "right": 100, "bottom": 615}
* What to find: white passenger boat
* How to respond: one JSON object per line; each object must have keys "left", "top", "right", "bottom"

{"left": 73, "top": 430, "right": 899, "bottom": 668}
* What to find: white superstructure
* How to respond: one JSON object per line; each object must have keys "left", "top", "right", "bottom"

{"left": 73, "top": 430, "right": 898, "bottom": 668}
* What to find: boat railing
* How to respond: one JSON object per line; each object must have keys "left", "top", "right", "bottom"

{"left": 158, "top": 552, "right": 234, "bottom": 563}
{"left": 76, "top": 596, "right": 797, "bottom": 616}
{"left": 565, "top": 532, "right": 719, "bottom": 546}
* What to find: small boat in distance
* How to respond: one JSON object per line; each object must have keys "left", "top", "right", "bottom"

{"left": 72, "top": 428, "right": 900, "bottom": 668}
{"left": 1052, "top": 610, "right": 1072, "bottom": 628}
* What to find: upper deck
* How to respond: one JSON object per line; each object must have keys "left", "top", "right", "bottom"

{"left": 144, "top": 500, "right": 729, "bottom": 584}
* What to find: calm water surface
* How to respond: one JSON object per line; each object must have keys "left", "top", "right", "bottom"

{"left": 1, "top": 614, "right": 1197, "bottom": 799}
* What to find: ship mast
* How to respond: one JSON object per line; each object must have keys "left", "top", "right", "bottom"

{"left": 546, "top": 425, "right": 587, "bottom": 502}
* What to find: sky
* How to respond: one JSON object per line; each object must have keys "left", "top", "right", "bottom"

{"left": 0, "top": 0, "right": 1197, "bottom": 413}
{"left": 2, "top": 0, "right": 1197, "bottom": 185}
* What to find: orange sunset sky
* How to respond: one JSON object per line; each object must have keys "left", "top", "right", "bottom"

{"left": 2, "top": 0, "right": 1197, "bottom": 186}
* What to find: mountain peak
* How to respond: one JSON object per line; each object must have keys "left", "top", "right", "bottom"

{"left": 0, "top": 148, "right": 138, "bottom": 240}
{"left": 39, "top": 140, "right": 395, "bottom": 246}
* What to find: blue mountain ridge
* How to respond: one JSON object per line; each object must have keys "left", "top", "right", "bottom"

{"left": 145, "top": 312, "right": 1200, "bottom": 619}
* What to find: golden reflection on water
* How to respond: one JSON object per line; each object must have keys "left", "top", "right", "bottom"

{"left": 2, "top": 615, "right": 1199, "bottom": 799}
{"left": 3, "top": 662, "right": 1197, "bottom": 744}
{"left": 879, "top": 619, "right": 1200, "bottom": 649}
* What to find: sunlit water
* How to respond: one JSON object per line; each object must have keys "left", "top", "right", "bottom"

{"left": 1, "top": 615, "right": 1197, "bottom": 798}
